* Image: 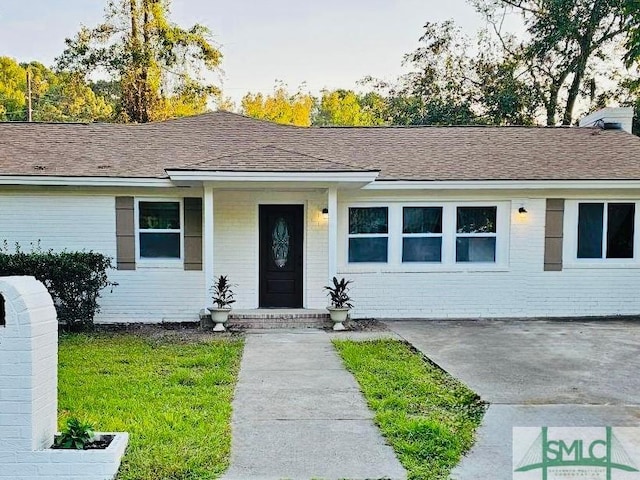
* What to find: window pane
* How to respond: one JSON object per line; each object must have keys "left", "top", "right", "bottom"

{"left": 139, "top": 202, "right": 180, "bottom": 229}
{"left": 403, "top": 207, "right": 443, "bottom": 234}
{"left": 348, "top": 237, "right": 388, "bottom": 263}
{"left": 403, "top": 237, "right": 442, "bottom": 262}
{"left": 607, "top": 203, "right": 635, "bottom": 259}
{"left": 349, "top": 207, "right": 388, "bottom": 234}
{"left": 140, "top": 233, "right": 181, "bottom": 258}
{"left": 456, "top": 237, "right": 496, "bottom": 262}
{"left": 457, "top": 207, "right": 497, "bottom": 233}
{"left": 577, "top": 203, "right": 604, "bottom": 259}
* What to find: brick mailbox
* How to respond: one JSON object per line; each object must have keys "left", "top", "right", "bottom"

{"left": 0, "top": 276, "right": 128, "bottom": 480}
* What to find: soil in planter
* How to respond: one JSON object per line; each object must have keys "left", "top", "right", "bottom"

{"left": 51, "top": 434, "right": 114, "bottom": 450}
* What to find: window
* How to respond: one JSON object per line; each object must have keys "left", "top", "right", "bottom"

{"left": 138, "top": 201, "right": 182, "bottom": 259}
{"left": 455, "top": 206, "right": 497, "bottom": 263}
{"left": 577, "top": 202, "right": 635, "bottom": 259}
{"left": 402, "top": 207, "right": 442, "bottom": 262}
{"left": 348, "top": 207, "right": 388, "bottom": 262}
{"left": 345, "top": 203, "right": 507, "bottom": 267}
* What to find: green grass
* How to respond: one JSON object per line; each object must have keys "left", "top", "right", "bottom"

{"left": 333, "top": 339, "right": 486, "bottom": 480}
{"left": 58, "top": 333, "right": 244, "bottom": 480}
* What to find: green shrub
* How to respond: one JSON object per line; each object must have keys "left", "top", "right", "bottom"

{"left": 0, "top": 241, "right": 116, "bottom": 330}
{"left": 54, "top": 417, "right": 95, "bottom": 450}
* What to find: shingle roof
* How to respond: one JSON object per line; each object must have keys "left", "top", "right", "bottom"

{"left": 1, "top": 111, "right": 640, "bottom": 181}
{"left": 177, "top": 145, "right": 374, "bottom": 172}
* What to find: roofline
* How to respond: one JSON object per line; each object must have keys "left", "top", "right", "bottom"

{"left": 1, "top": 175, "right": 640, "bottom": 190}
{"left": 365, "top": 179, "right": 640, "bottom": 190}
{"left": 166, "top": 170, "right": 380, "bottom": 183}
{"left": 0, "top": 176, "right": 173, "bottom": 187}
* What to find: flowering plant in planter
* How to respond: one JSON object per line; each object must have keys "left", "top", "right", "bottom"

{"left": 324, "top": 277, "right": 353, "bottom": 331}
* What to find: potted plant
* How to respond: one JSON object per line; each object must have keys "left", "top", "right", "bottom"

{"left": 208, "top": 275, "right": 235, "bottom": 332}
{"left": 324, "top": 276, "right": 353, "bottom": 331}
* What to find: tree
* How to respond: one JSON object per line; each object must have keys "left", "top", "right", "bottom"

{"left": 57, "top": 0, "right": 222, "bottom": 123}
{"left": 312, "top": 89, "right": 386, "bottom": 126}
{"left": 475, "top": 0, "right": 630, "bottom": 125}
{"left": 0, "top": 57, "right": 112, "bottom": 122}
{"left": 361, "top": 22, "right": 539, "bottom": 126}
{"left": 389, "top": 21, "right": 481, "bottom": 125}
{"left": 241, "top": 84, "right": 314, "bottom": 126}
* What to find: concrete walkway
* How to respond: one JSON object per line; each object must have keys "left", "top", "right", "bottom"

{"left": 385, "top": 319, "right": 640, "bottom": 480}
{"left": 222, "top": 330, "right": 406, "bottom": 480}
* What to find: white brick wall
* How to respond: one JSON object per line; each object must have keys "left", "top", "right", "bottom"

{"left": 339, "top": 192, "right": 640, "bottom": 319}
{"left": 1, "top": 188, "right": 639, "bottom": 321}
{"left": 0, "top": 192, "right": 203, "bottom": 324}
{"left": 213, "top": 190, "right": 328, "bottom": 309}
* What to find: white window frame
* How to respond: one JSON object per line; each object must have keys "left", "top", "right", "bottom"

{"left": 564, "top": 199, "right": 640, "bottom": 268}
{"left": 455, "top": 205, "right": 499, "bottom": 264}
{"left": 134, "top": 197, "right": 184, "bottom": 267}
{"left": 340, "top": 201, "right": 510, "bottom": 272}
{"left": 346, "top": 205, "right": 390, "bottom": 264}
{"left": 401, "top": 206, "right": 444, "bottom": 263}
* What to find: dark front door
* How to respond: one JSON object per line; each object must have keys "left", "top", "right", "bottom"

{"left": 259, "top": 205, "right": 304, "bottom": 308}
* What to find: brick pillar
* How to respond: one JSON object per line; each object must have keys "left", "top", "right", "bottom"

{"left": 0, "top": 276, "right": 58, "bottom": 452}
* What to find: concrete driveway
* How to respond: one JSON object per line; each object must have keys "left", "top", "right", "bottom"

{"left": 384, "top": 319, "right": 640, "bottom": 479}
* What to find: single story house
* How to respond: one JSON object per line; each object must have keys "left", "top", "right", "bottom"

{"left": 0, "top": 107, "right": 639, "bottom": 323}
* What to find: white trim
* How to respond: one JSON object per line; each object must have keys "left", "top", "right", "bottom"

{"left": 203, "top": 186, "right": 215, "bottom": 308}
{"left": 134, "top": 197, "right": 184, "bottom": 267}
{"left": 328, "top": 188, "right": 338, "bottom": 280}
{"left": 166, "top": 170, "right": 379, "bottom": 183}
{"left": 364, "top": 180, "right": 640, "bottom": 191}
{"left": 0, "top": 176, "right": 174, "bottom": 187}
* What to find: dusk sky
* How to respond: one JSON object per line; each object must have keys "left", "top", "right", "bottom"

{"left": 0, "top": 1, "right": 522, "bottom": 103}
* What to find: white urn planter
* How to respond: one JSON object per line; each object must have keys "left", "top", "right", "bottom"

{"left": 327, "top": 307, "right": 350, "bottom": 331}
{"left": 208, "top": 307, "right": 232, "bottom": 332}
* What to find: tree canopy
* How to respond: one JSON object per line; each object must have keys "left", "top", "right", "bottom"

{"left": 0, "top": 57, "right": 112, "bottom": 122}
{"left": 241, "top": 84, "right": 314, "bottom": 127}
{"left": 312, "top": 89, "right": 386, "bottom": 126}
{"left": 56, "top": 0, "right": 222, "bottom": 123}
{"left": 475, "top": 0, "right": 631, "bottom": 125}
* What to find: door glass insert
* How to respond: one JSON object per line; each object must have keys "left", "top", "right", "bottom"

{"left": 272, "top": 217, "right": 290, "bottom": 268}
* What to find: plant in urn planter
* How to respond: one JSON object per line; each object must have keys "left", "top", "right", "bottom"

{"left": 324, "top": 276, "right": 353, "bottom": 331}
{"left": 208, "top": 275, "right": 236, "bottom": 332}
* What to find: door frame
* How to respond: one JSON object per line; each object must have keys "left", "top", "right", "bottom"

{"left": 255, "top": 201, "right": 306, "bottom": 308}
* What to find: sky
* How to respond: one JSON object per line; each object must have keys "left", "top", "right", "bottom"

{"left": 0, "top": 1, "right": 517, "bottom": 104}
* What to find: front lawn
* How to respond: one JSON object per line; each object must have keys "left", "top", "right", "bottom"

{"left": 58, "top": 332, "right": 244, "bottom": 480}
{"left": 333, "top": 339, "right": 486, "bottom": 480}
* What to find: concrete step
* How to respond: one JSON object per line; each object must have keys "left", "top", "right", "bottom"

{"left": 228, "top": 309, "right": 331, "bottom": 329}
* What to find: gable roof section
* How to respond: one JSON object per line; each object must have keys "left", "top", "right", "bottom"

{"left": 1, "top": 111, "right": 640, "bottom": 182}
{"left": 175, "top": 145, "right": 375, "bottom": 172}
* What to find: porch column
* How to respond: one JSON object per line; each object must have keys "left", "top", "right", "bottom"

{"left": 328, "top": 187, "right": 338, "bottom": 280}
{"left": 203, "top": 184, "right": 215, "bottom": 308}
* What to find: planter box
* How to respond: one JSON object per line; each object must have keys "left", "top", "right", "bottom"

{"left": 8, "top": 432, "right": 129, "bottom": 480}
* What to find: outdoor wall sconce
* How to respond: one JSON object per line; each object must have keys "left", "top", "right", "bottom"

{"left": 322, "top": 208, "right": 329, "bottom": 218}
{"left": 518, "top": 207, "right": 528, "bottom": 214}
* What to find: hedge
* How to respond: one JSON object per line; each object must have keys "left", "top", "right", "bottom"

{"left": 0, "top": 242, "right": 117, "bottom": 330}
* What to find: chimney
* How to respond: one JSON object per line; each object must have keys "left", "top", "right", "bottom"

{"left": 579, "top": 107, "right": 634, "bottom": 134}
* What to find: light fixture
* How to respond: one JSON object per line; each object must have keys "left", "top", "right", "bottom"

{"left": 322, "top": 208, "right": 329, "bottom": 218}
{"left": 518, "top": 207, "right": 528, "bottom": 214}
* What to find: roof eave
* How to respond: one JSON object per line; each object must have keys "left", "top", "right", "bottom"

{"left": 364, "top": 179, "right": 640, "bottom": 190}
{"left": 165, "top": 169, "right": 380, "bottom": 185}
{"left": 0, "top": 175, "right": 173, "bottom": 187}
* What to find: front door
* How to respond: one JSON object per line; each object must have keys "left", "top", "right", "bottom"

{"left": 259, "top": 205, "right": 304, "bottom": 308}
